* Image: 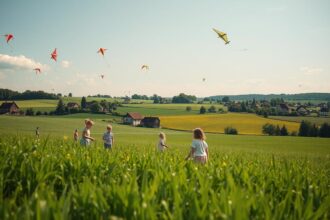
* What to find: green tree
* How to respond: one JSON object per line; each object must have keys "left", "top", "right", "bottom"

{"left": 298, "top": 121, "right": 311, "bottom": 137}
{"left": 224, "top": 127, "right": 238, "bottom": 135}
{"left": 280, "top": 125, "right": 289, "bottom": 136}
{"left": 319, "top": 123, "right": 330, "bottom": 138}
{"left": 68, "top": 93, "right": 72, "bottom": 97}
{"left": 81, "top": 96, "right": 87, "bottom": 109}
{"left": 90, "top": 102, "right": 102, "bottom": 113}
{"left": 25, "top": 108, "right": 34, "bottom": 116}
{"left": 309, "top": 124, "right": 319, "bottom": 137}
{"left": 222, "top": 96, "right": 230, "bottom": 103}
{"left": 262, "top": 123, "right": 276, "bottom": 135}
{"left": 186, "top": 106, "right": 192, "bottom": 112}
{"left": 55, "top": 98, "right": 66, "bottom": 115}
{"left": 208, "top": 105, "right": 216, "bottom": 113}
{"left": 275, "top": 125, "right": 281, "bottom": 136}
{"left": 200, "top": 106, "right": 206, "bottom": 114}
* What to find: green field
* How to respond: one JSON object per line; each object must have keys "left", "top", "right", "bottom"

{"left": 1, "top": 110, "right": 330, "bottom": 219}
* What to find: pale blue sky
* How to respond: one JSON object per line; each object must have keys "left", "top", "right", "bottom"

{"left": 0, "top": 0, "right": 329, "bottom": 97}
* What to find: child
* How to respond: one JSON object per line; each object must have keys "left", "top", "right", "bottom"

{"left": 103, "top": 124, "right": 114, "bottom": 149}
{"left": 73, "top": 129, "right": 79, "bottom": 142}
{"left": 80, "top": 119, "right": 95, "bottom": 146}
{"left": 157, "top": 132, "right": 168, "bottom": 152}
{"left": 185, "top": 128, "right": 208, "bottom": 164}
{"left": 35, "top": 127, "right": 40, "bottom": 139}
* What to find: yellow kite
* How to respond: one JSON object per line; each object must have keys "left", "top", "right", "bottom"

{"left": 212, "top": 28, "right": 230, "bottom": 44}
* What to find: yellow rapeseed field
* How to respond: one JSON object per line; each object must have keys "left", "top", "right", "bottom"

{"left": 160, "top": 113, "right": 300, "bottom": 135}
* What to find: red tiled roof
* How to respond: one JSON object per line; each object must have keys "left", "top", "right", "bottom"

{"left": 126, "top": 112, "right": 144, "bottom": 120}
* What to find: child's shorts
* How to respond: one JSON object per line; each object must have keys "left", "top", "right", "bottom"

{"left": 104, "top": 143, "right": 112, "bottom": 149}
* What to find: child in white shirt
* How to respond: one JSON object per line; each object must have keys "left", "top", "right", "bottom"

{"left": 157, "top": 132, "right": 168, "bottom": 152}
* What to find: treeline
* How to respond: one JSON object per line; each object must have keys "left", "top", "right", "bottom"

{"left": 262, "top": 121, "right": 330, "bottom": 138}
{"left": 210, "top": 93, "right": 330, "bottom": 101}
{"left": 0, "top": 88, "right": 58, "bottom": 100}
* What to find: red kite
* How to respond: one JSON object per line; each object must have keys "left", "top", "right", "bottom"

{"left": 100, "top": 74, "right": 105, "bottom": 79}
{"left": 51, "top": 48, "right": 57, "bottom": 61}
{"left": 34, "top": 68, "right": 41, "bottom": 74}
{"left": 97, "top": 48, "right": 107, "bottom": 56}
{"left": 212, "top": 28, "right": 230, "bottom": 44}
{"left": 141, "top": 65, "right": 149, "bottom": 71}
{"left": 202, "top": 78, "right": 206, "bottom": 82}
{"left": 4, "top": 34, "right": 14, "bottom": 43}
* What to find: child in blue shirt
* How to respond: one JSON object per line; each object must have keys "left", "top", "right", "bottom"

{"left": 103, "top": 124, "right": 114, "bottom": 149}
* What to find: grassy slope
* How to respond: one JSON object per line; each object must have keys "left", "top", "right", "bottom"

{"left": 160, "top": 113, "right": 300, "bottom": 135}
{"left": 1, "top": 115, "right": 329, "bottom": 157}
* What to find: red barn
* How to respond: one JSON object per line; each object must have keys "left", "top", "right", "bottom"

{"left": 0, "top": 101, "right": 20, "bottom": 115}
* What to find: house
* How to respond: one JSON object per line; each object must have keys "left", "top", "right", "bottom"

{"left": 123, "top": 112, "right": 144, "bottom": 126}
{"left": 67, "top": 102, "right": 80, "bottom": 109}
{"left": 0, "top": 101, "right": 20, "bottom": 115}
{"left": 141, "top": 117, "right": 160, "bottom": 128}
{"left": 320, "top": 107, "right": 329, "bottom": 117}
{"left": 296, "top": 106, "right": 309, "bottom": 116}
{"left": 277, "top": 103, "right": 292, "bottom": 114}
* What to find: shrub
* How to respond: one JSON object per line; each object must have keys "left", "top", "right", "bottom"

{"left": 280, "top": 125, "right": 289, "bottom": 136}
{"left": 186, "top": 106, "right": 192, "bottom": 112}
{"left": 224, "top": 126, "right": 238, "bottom": 135}
{"left": 36, "top": 111, "right": 42, "bottom": 116}
{"left": 25, "top": 108, "right": 34, "bottom": 116}
{"left": 200, "top": 106, "right": 206, "bottom": 114}
{"left": 208, "top": 105, "right": 216, "bottom": 113}
{"left": 262, "top": 123, "right": 276, "bottom": 135}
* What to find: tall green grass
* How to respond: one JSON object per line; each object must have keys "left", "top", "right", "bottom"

{"left": 0, "top": 135, "right": 329, "bottom": 219}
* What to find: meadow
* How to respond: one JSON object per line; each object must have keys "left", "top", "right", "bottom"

{"left": 160, "top": 113, "right": 300, "bottom": 135}
{"left": 1, "top": 110, "right": 330, "bottom": 219}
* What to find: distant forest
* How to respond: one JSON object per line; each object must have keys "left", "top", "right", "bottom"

{"left": 209, "top": 93, "right": 330, "bottom": 101}
{"left": 0, "top": 88, "right": 58, "bottom": 100}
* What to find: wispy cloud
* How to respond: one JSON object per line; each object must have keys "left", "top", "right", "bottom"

{"left": 0, "top": 54, "right": 49, "bottom": 72}
{"left": 61, "top": 60, "right": 70, "bottom": 68}
{"left": 300, "top": 66, "right": 323, "bottom": 75}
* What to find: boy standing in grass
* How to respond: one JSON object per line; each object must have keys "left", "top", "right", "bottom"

{"left": 35, "top": 127, "right": 40, "bottom": 139}
{"left": 185, "top": 128, "right": 209, "bottom": 164}
{"left": 157, "top": 132, "right": 168, "bottom": 152}
{"left": 103, "top": 124, "right": 114, "bottom": 149}
{"left": 80, "top": 119, "right": 95, "bottom": 146}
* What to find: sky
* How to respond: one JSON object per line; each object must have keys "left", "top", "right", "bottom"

{"left": 0, "top": 0, "right": 329, "bottom": 97}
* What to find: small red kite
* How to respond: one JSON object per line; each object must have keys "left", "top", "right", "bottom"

{"left": 51, "top": 48, "right": 57, "bottom": 61}
{"left": 100, "top": 74, "right": 105, "bottom": 79}
{"left": 34, "top": 68, "right": 41, "bottom": 74}
{"left": 4, "top": 34, "right": 14, "bottom": 43}
{"left": 97, "top": 48, "right": 107, "bottom": 56}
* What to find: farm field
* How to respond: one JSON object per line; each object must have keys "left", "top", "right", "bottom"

{"left": 270, "top": 115, "right": 330, "bottom": 125}
{"left": 0, "top": 123, "right": 330, "bottom": 219}
{"left": 118, "top": 103, "right": 225, "bottom": 116}
{"left": 1, "top": 114, "right": 330, "bottom": 219}
{"left": 161, "top": 113, "right": 300, "bottom": 135}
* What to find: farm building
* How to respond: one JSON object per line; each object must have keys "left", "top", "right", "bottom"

{"left": 141, "top": 117, "right": 160, "bottom": 128}
{"left": 296, "top": 106, "right": 309, "bottom": 116}
{"left": 0, "top": 101, "right": 20, "bottom": 115}
{"left": 67, "top": 102, "right": 80, "bottom": 109}
{"left": 277, "top": 103, "right": 293, "bottom": 114}
{"left": 123, "top": 112, "right": 144, "bottom": 126}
